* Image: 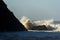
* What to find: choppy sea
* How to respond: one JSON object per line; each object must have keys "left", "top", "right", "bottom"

{"left": 0, "top": 16, "right": 60, "bottom": 40}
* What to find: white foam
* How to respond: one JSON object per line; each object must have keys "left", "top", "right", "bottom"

{"left": 20, "top": 16, "right": 60, "bottom": 31}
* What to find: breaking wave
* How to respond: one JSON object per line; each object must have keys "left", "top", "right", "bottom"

{"left": 20, "top": 16, "right": 60, "bottom": 31}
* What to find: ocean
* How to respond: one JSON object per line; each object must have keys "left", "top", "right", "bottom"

{"left": 0, "top": 31, "right": 60, "bottom": 40}
{"left": 0, "top": 16, "right": 60, "bottom": 40}
{"left": 20, "top": 16, "right": 60, "bottom": 31}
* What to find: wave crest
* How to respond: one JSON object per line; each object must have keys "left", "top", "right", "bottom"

{"left": 20, "top": 16, "right": 60, "bottom": 31}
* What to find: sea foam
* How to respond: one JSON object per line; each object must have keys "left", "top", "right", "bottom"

{"left": 20, "top": 16, "right": 60, "bottom": 31}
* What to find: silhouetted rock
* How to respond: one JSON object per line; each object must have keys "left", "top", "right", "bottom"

{"left": 31, "top": 25, "right": 48, "bottom": 30}
{"left": 0, "top": 0, "right": 27, "bottom": 32}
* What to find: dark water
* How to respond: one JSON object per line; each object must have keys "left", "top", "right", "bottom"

{"left": 53, "top": 21, "right": 60, "bottom": 24}
{"left": 0, "top": 31, "right": 60, "bottom": 40}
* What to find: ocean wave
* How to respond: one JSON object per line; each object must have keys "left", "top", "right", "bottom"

{"left": 20, "top": 16, "right": 60, "bottom": 31}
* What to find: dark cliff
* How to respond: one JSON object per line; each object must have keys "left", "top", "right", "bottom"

{"left": 0, "top": 0, "right": 27, "bottom": 32}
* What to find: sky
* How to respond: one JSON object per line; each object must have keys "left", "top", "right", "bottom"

{"left": 3, "top": 0, "right": 60, "bottom": 20}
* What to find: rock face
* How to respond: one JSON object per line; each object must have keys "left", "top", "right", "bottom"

{"left": 31, "top": 25, "right": 48, "bottom": 30}
{"left": 0, "top": 0, "right": 27, "bottom": 32}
